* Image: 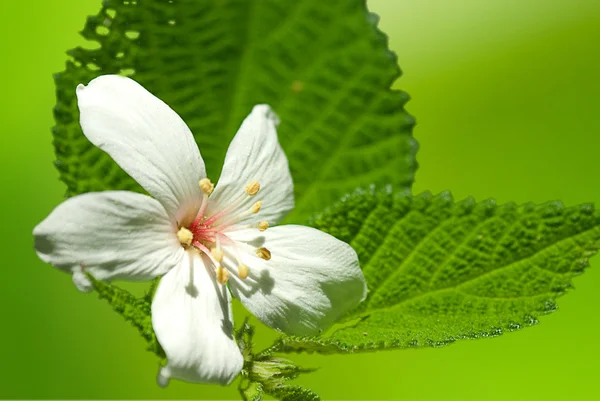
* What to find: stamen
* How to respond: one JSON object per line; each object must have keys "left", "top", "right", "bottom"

{"left": 211, "top": 201, "right": 264, "bottom": 231}
{"left": 192, "top": 241, "right": 223, "bottom": 270}
{"left": 256, "top": 247, "right": 271, "bottom": 260}
{"left": 258, "top": 221, "right": 269, "bottom": 231}
{"left": 195, "top": 192, "right": 209, "bottom": 225}
{"left": 216, "top": 265, "right": 229, "bottom": 284}
{"left": 251, "top": 201, "right": 262, "bottom": 214}
{"left": 201, "top": 193, "right": 248, "bottom": 227}
{"left": 177, "top": 227, "right": 193, "bottom": 246}
{"left": 211, "top": 247, "right": 223, "bottom": 262}
{"left": 245, "top": 180, "right": 260, "bottom": 196}
{"left": 199, "top": 178, "right": 214, "bottom": 195}
{"left": 211, "top": 235, "right": 224, "bottom": 262}
{"left": 229, "top": 240, "right": 248, "bottom": 269}
{"left": 222, "top": 240, "right": 250, "bottom": 279}
{"left": 202, "top": 186, "right": 251, "bottom": 227}
{"left": 187, "top": 256, "right": 195, "bottom": 289}
{"left": 238, "top": 264, "right": 249, "bottom": 279}
{"left": 202, "top": 207, "right": 231, "bottom": 227}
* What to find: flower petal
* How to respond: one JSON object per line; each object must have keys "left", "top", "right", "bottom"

{"left": 152, "top": 251, "right": 243, "bottom": 386}
{"left": 72, "top": 270, "right": 93, "bottom": 293}
{"left": 207, "top": 105, "right": 294, "bottom": 227}
{"left": 226, "top": 225, "right": 367, "bottom": 336}
{"left": 33, "top": 191, "right": 183, "bottom": 288}
{"left": 77, "top": 75, "right": 205, "bottom": 223}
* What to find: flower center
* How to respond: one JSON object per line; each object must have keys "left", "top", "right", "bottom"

{"left": 176, "top": 178, "right": 271, "bottom": 284}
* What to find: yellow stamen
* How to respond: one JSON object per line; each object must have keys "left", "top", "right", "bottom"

{"left": 177, "top": 227, "right": 193, "bottom": 246}
{"left": 245, "top": 180, "right": 260, "bottom": 196}
{"left": 238, "top": 264, "right": 249, "bottom": 279}
{"left": 211, "top": 247, "right": 223, "bottom": 262}
{"left": 199, "top": 178, "right": 214, "bottom": 195}
{"left": 258, "top": 221, "right": 269, "bottom": 231}
{"left": 216, "top": 265, "right": 229, "bottom": 284}
{"left": 251, "top": 201, "right": 263, "bottom": 214}
{"left": 256, "top": 247, "right": 271, "bottom": 260}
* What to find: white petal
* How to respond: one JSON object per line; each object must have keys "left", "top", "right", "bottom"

{"left": 33, "top": 191, "right": 183, "bottom": 288}
{"left": 152, "top": 251, "right": 243, "bottom": 386}
{"left": 207, "top": 105, "right": 294, "bottom": 227}
{"left": 77, "top": 75, "right": 205, "bottom": 223}
{"left": 72, "top": 270, "right": 93, "bottom": 293}
{"left": 226, "top": 225, "right": 367, "bottom": 336}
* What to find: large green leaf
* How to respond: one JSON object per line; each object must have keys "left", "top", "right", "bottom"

{"left": 274, "top": 189, "right": 600, "bottom": 353}
{"left": 52, "top": 0, "right": 416, "bottom": 221}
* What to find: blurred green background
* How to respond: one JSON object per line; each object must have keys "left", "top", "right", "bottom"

{"left": 2, "top": 0, "right": 600, "bottom": 399}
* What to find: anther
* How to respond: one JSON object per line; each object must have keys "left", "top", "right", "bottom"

{"left": 199, "top": 178, "right": 214, "bottom": 195}
{"left": 177, "top": 227, "right": 193, "bottom": 246}
{"left": 216, "top": 265, "right": 229, "bottom": 284}
{"left": 238, "top": 264, "right": 249, "bottom": 279}
{"left": 258, "top": 221, "right": 269, "bottom": 231}
{"left": 251, "top": 201, "right": 263, "bottom": 214}
{"left": 256, "top": 247, "right": 271, "bottom": 260}
{"left": 245, "top": 180, "right": 260, "bottom": 196}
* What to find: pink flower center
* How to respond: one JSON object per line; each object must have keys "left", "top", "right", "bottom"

{"left": 176, "top": 178, "right": 270, "bottom": 284}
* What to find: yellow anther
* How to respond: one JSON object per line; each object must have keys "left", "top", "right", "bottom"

{"left": 211, "top": 247, "right": 224, "bottom": 262}
{"left": 216, "top": 265, "right": 229, "bottom": 284}
{"left": 199, "top": 178, "right": 214, "bottom": 195}
{"left": 251, "top": 201, "right": 263, "bottom": 214}
{"left": 245, "top": 180, "right": 261, "bottom": 196}
{"left": 256, "top": 247, "right": 271, "bottom": 260}
{"left": 176, "top": 227, "right": 193, "bottom": 246}
{"left": 258, "top": 221, "right": 269, "bottom": 231}
{"left": 238, "top": 264, "right": 249, "bottom": 279}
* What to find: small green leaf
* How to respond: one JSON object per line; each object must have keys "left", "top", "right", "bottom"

{"left": 239, "top": 380, "right": 264, "bottom": 401}
{"left": 276, "top": 189, "right": 600, "bottom": 353}
{"left": 53, "top": 0, "right": 416, "bottom": 222}
{"left": 237, "top": 320, "right": 318, "bottom": 401}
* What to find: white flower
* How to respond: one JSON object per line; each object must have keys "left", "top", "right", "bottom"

{"left": 33, "top": 75, "right": 367, "bottom": 387}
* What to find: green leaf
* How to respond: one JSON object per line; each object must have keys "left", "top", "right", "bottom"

{"left": 53, "top": 0, "right": 416, "bottom": 222}
{"left": 275, "top": 189, "right": 600, "bottom": 353}
{"left": 266, "top": 385, "right": 321, "bottom": 401}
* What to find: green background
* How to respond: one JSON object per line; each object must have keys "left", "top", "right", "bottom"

{"left": 2, "top": 0, "right": 599, "bottom": 399}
